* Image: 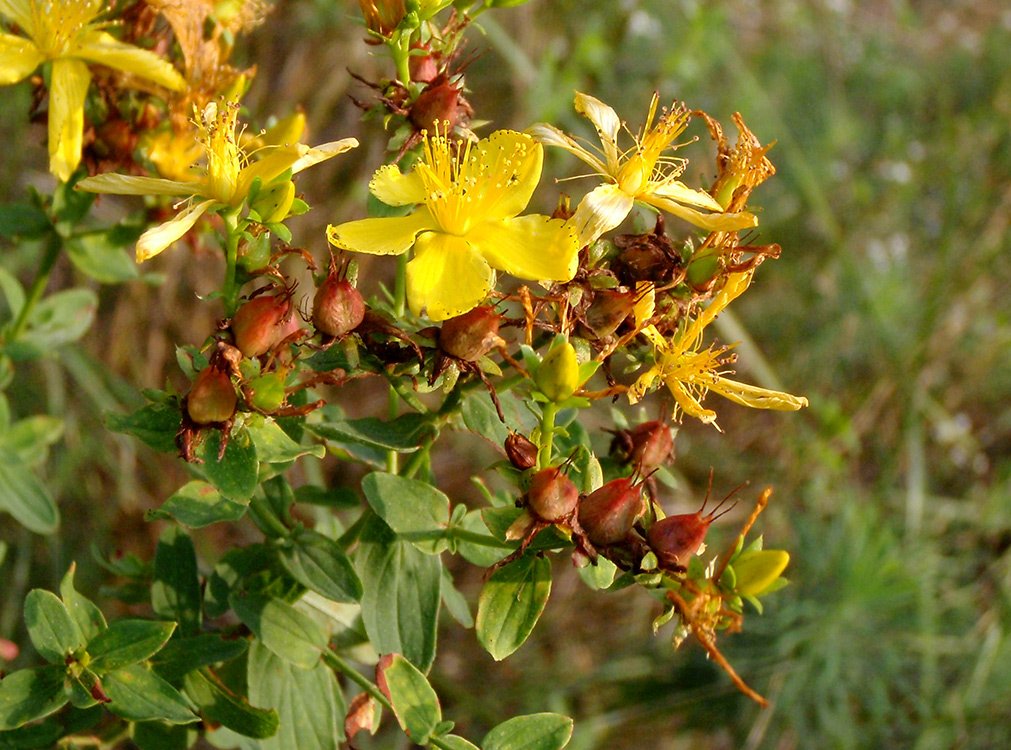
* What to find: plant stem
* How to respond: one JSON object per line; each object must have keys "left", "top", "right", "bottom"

{"left": 322, "top": 650, "right": 392, "bottom": 711}
{"left": 248, "top": 493, "right": 289, "bottom": 539}
{"left": 8, "top": 232, "right": 61, "bottom": 342}
{"left": 387, "top": 32, "right": 412, "bottom": 87}
{"left": 536, "top": 401, "right": 558, "bottom": 470}
{"left": 221, "top": 212, "right": 242, "bottom": 317}
{"left": 449, "top": 527, "right": 511, "bottom": 549}
{"left": 393, "top": 252, "right": 408, "bottom": 319}
{"left": 386, "top": 385, "right": 399, "bottom": 474}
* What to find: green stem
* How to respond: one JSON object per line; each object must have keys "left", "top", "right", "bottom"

{"left": 8, "top": 232, "right": 61, "bottom": 342}
{"left": 248, "top": 494, "right": 289, "bottom": 539}
{"left": 322, "top": 650, "right": 392, "bottom": 711}
{"left": 393, "top": 252, "right": 408, "bottom": 319}
{"left": 449, "top": 527, "right": 511, "bottom": 549}
{"left": 536, "top": 401, "right": 558, "bottom": 470}
{"left": 386, "top": 385, "right": 400, "bottom": 474}
{"left": 221, "top": 212, "right": 242, "bottom": 317}
{"left": 387, "top": 32, "right": 413, "bottom": 87}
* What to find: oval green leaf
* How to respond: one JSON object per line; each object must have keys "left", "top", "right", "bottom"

{"left": 229, "top": 594, "right": 327, "bottom": 669}
{"left": 148, "top": 480, "right": 248, "bottom": 528}
{"left": 279, "top": 527, "right": 363, "bottom": 603}
{"left": 0, "top": 449, "right": 59, "bottom": 535}
{"left": 378, "top": 654, "right": 442, "bottom": 745}
{"left": 361, "top": 472, "right": 451, "bottom": 554}
{"left": 24, "top": 589, "right": 84, "bottom": 663}
{"left": 103, "top": 664, "right": 198, "bottom": 724}
{"left": 183, "top": 667, "right": 279, "bottom": 740}
{"left": 482, "top": 713, "right": 574, "bottom": 750}
{"left": 0, "top": 666, "right": 67, "bottom": 730}
{"left": 88, "top": 619, "right": 177, "bottom": 673}
{"left": 476, "top": 555, "right": 552, "bottom": 661}
{"left": 198, "top": 427, "right": 259, "bottom": 502}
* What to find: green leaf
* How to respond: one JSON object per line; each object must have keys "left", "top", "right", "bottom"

{"left": 441, "top": 567, "right": 473, "bottom": 629}
{"left": 66, "top": 230, "right": 139, "bottom": 283}
{"left": 247, "top": 640, "right": 343, "bottom": 750}
{"left": 183, "top": 668, "right": 279, "bottom": 740}
{"left": 0, "top": 416, "right": 63, "bottom": 467}
{"left": 151, "top": 527, "right": 201, "bottom": 635}
{"left": 378, "top": 654, "right": 441, "bottom": 745}
{"left": 147, "top": 480, "right": 248, "bottom": 528}
{"left": 24, "top": 589, "right": 84, "bottom": 663}
{"left": 278, "top": 527, "right": 362, "bottom": 603}
{"left": 88, "top": 620, "right": 176, "bottom": 674}
{"left": 0, "top": 667, "right": 67, "bottom": 730}
{"left": 309, "top": 413, "right": 430, "bottom": 453}
{"left": 476, "top": 555, "right": 552, "bottom": 661}
{"left": 577, "top": 555, "right": 617, "bottom": 591}
{"left": 0, "top": 268, "right": 25, "bottom": 322}
{"left": 103, "top": 664, "right": 197, "bottom": 724}
{"left": 454, "top": 510, "right": 510, "bottom": 567}
{"left": 0, "top": 203, "right": 51, "bottom": 240}
{"left": 0, "top": 449, "right": 59, "bottom": 535}
{"left": 355, "top": 515, "right": 441, "bottom": 671}
{"left": 437, "top": 736, "right": 481, "bottom": 750}
{"left": 105, "top": 403, "right": 180, "bottom": 454}
{"left": 361, "top": 472, "right": 451, "bottom": 554}
{"left": 131, "top": 721, "right": 194, "bottom": 750}
{"left": 293, "top": 484, "right": 359, "bottom": 509}
{"left": 246, "top": 416, "right": 325, "bottom": 464}
{"left": 482, "top": 713, "right": 574, "bottom": 750}
{"left": 150, "top": 634, "right": 248, "bottom": 684}
{"left": 4, "top": 289, "right": 97, "bottom": 360}
{"left": 229, "top": 594, "right": 326, "bottom": 669}
{"left": 203, "top": 545, "right": 273, "bottom": 620}
{"left": 198, "top": 428, "right": 259, "bottom": 502}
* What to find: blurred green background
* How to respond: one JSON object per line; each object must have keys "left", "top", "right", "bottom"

{"left": 2, "top": 1, "right": 1011, "bottom": 748}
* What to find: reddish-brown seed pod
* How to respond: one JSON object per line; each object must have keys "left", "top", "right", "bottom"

{"left": 409, "top": 42, "right": 439, "bottom": 84}
{"left": 505, "top": 432, "right": 538, "bottom": 471}
{"left": 577, "top": 477, "right": 645, "bottom": 547}
{"left": 439, "top": 305, "right": 505, "bottom": 362}
{"left": 231, "top": 293, "right": 293, "bottom": 357}
{"left": 187, "top": 365, "right": 237, "bottom": 425}
{"left": 526, "top": 467, "right": 580, "bottom": 523}
{"left": 614, "top": 420, "right": 674, "bottom": 473}
{"left": 410, "top": 78, "right": 465, "bottom": 134}
{"left": 647, "top": 485, "right": 737, "bottom": 569}
{"left": 313, "top": 275, "right": 365, "bottom": 338}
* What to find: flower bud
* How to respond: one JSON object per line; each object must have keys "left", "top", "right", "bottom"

{"left": 251, "top": 179, "right": 296, "bottom": 224}
{"left": 505, "top": 432, "right": 538, "bottom": 470}
{"left": 232, "top": 293, "right": 293, "bottom": 357}
{"left": 439, "top": 305, "right": 504, "bottom": 361}
{"left": 313, "top": 275, "right": 365, "bottom": 338}
{"left": 535, "top": 340, "right": 579, "bottom": 403}
{"left": 526, "top": 467, "right": 579, "bottom": 523}
{"left": 359, "top": 0, "right": 405, "bottom": 36}
{"left": 577, "top": 477, "right": 644, "bottom": 547}
{"left": 732, "top": 549, "right": 789, "bottom": 596}
{"left": 187, "top": 365, "right": 237, "bottom": 424}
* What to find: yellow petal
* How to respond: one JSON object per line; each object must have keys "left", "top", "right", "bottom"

{"left": 471, "top": 130, "right": 543, "bottom": 221}
{"left": 136, "top": 199, "right": 214, "bottom": 262}
{"left": 648, "top": 179, "right": 725, "bottom": 212}
{"left": 633, "top": 282, "right": 655, "bottom": 329}
{"left": 48, "top": 58, "right": 90, "bottom": 182}
{"left": 683, "top": 270, "right": 752, "bottom": 342}
{"left": 643, "top": 193, "right": 757, "bottom": 233}
{"left": 370, "top": 163, "right": 426, "bottom": 206}
{"left": 0, "top": 33, "right": 43, "bottom": 84}
{"left": 0, "top": 0, "right": 33, "bottom": 33}
{"left": 406, "top": 232, "right": 494, "bottom": 321}
{"left": 290, "top": 137, "right": 358, "bottom": 174}
{"left": 326, "top": 210, "right": 437, "bottom": 256}
{"left": 76, "top": 173, "right": 196, "bottom": 197}
{"left": 76, "top": 30, "right": 185, "bottom": 91}
{"left": 469, "top": 215, "right": 578, "bottom": 282}
{"left": 527, "top": 122, "right": 608, "bottom": 178}
{"left": 235, "top": 145, "right": 301, "bottom": 199}
{"left": 574, "top": 91, "right": 621, "bottom": 173}
{"left": 709, "top": 376, "right": 809, "bottom": 412}
{"left": 571, "top": 182, "right": 634, "bottom": 246}
{"left": 667, "top": 379, "right": 719, "bottom": 426}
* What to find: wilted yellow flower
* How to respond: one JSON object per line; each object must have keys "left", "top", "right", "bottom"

{"left": 327, "top": 130, "right": 579, "bottom": 321}
{"left": 628, "top": 271, "right": 807, "bottom": 426}
{"left": 530, "top": 92, "right": 757, "bottom": 246}
{"left": 78, "top": 98, "right": 357, "bottom": 261}
{"left": 0, "top": 0, "right": 186, "bottom": 181}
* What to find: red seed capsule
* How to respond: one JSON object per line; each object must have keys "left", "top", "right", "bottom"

{"left": 439, "top": 305, "right": 504, "bottom": 362}
{"left": 410, "top": 77, "right": 466, "bottom": 134}
{"left": 505, "top": 432, "right": 538, "bottom": 471}
{"left": 187, "top": 365, "right": 237, "bottom": 425}
{"left": 313, "top": 275, "right": 365, "bottom": 338}
{"left": 577, "top": 477, "right": 645, "bottom": 547}
{"left": 612, "top": 420, "right": 674, "bottom": 473}
{"left": 231, "top": 293, "right": 293, "bottom": 357}
{"left": 526, "top": 467, "right": 579, "bottom": 523}
{"left": 647, "top": 484, "right": 737, "bottom": 569}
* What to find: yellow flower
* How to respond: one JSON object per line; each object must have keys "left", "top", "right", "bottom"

{"left": 628, "top": 271, "right": 808, "bottom": 427}
{"left": 0, "top": 0, "right": 186, "bottom": 181}
{"left": 78, "top": 98, "right": 357, "bottom": 261}
{"left": 530, "top": 92, "right": 757, "bottom": 246}
{"left": 326, "top": 130, "right": 579, "bottom": 321}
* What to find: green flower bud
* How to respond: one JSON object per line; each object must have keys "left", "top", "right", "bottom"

{"left": 247, "top": 372, "right": 287, "bottom": 413}
{"left": 536, "top": 340, "right": 579, "bottom": 403}
{"left": 732, "top": 549, "right": 789, "bottom": 596}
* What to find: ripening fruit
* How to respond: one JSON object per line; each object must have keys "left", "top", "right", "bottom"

{"left": 505, "top": 432, "right": 538, "bottom": 470}
{"left": 647, "top": 494, "right": 735, "bottom": 570}
{"left": 246, "top": 372, "right": 287, "bottom": 413}
{"left": 313, "top": 275, "right": 365, "bottom": 338}
{"left": 231, "top": 293, "right": 293, "bottom": 357}
{"left": 187, "top": 366, "right": 237, "bottom": 425}
{"left": 526, "top": 467, "right": 580, "bottom": 523}
{"left": 578, "top": 477, "right": 645, "bottom": 546}
{"left": 439, "top": 306, "right": 504, "bottom": 361}
{"left": 612, "top": 420, "right": 674, "bottom": 473}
